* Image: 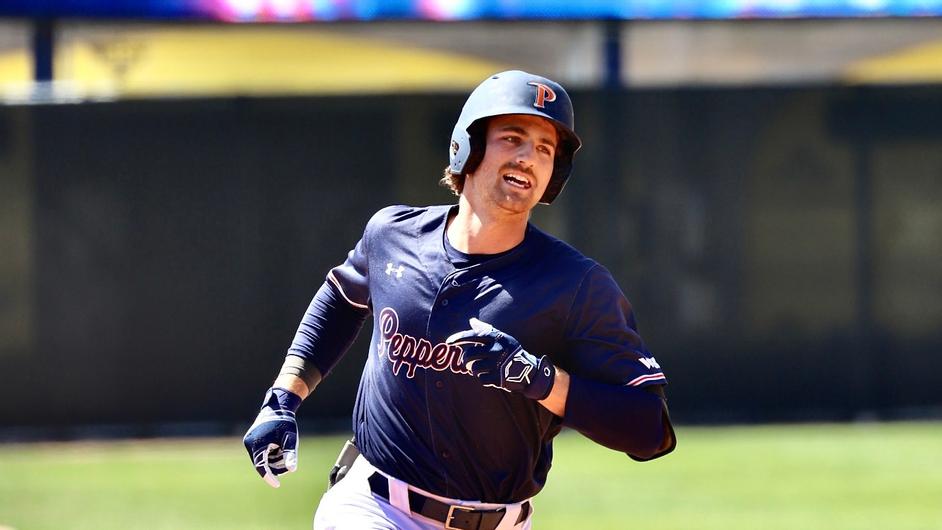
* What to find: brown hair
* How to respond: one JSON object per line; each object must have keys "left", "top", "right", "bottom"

{"left": 439, "top": 167, "right": 465, "bottom": 197}
{"left": 439, "top": 120, "right": 488, "bottom": 198}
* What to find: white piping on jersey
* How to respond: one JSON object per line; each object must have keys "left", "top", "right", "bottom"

{"left": 327, "top": 270, "right": 370, "bottom": 310}
{"left": 626, "top": 372, "right": 666, "bottom": 387}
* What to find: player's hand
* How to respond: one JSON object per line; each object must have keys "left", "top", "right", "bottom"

{"left": 446, "top": 318, "right": 556, "bottom": 401}
{"left": 242, "top": 387, "right": 302, "bottom": 488}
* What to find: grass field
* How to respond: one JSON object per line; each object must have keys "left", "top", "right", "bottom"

{"left": 1, "top": 423, "right": 940, "bottom": 530}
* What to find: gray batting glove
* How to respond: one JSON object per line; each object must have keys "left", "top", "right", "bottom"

{"left": 446, "top": 318, "right": 556, "bottom": 401}
{"left": 242, "top": 387, "right": 301, "bottom": 488}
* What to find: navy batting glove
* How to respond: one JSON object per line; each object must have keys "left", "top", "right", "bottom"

{"left": 446, "top": 318, "right": 556, "bottom": 401}
{"left": 242, "top": 387, "right": 302, "bottom": 488}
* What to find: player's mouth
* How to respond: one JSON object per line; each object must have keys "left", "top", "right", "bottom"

{"left": 502, "top": 173, "right": 532, "bottom": 189}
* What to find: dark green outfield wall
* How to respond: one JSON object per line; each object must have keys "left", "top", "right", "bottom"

{"left": 1, "top": 86, "right": 941, "bottom": 431}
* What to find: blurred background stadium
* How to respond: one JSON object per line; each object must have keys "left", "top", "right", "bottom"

{"left": 1, "top": 1, "right": 942, "bottom": 529}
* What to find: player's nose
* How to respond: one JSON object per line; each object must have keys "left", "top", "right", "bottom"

{"left": 513, "top": 141, "right": 537, "bottom": 169}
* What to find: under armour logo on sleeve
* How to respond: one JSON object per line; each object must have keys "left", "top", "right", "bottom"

{"left": 385, "top": 263, "right": 404, "bottom": 278}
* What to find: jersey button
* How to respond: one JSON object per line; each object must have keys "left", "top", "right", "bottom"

{"left": 441, "top": 299, "right": 449, "bottom": 306}
{"left": 441, "top": 450, "right": 450, "bottom": 459}
{"left": 435, "top": 380, "right": 444, "bottom": 389}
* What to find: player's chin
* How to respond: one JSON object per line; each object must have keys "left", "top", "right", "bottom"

{"left": 496, "top": 197, "right": 535, "bottom": 215}
{"left": 495, "top": 189, "right": 540, "bottom": 212}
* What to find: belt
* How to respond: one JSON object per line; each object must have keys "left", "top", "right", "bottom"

{"left": 367, "top": 472, "right": 530, "bottom": 530}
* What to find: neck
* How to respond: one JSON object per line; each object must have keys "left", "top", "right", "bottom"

{"left": 446, "top": 195, "right": 529, "bottom": 254}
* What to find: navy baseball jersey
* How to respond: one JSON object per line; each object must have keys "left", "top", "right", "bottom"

{"left": 289, "top": 204, "right": 667, "bottom": 503}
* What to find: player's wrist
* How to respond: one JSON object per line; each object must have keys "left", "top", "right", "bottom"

{"left": 266, "top": 387, "right": 303, "bottom": 413}
{"left": 277, "top": 355, "right": 321, "bottom": 397}
{"left": 525, "top": 354, "right": 556, "bottom": 401}
{"left": 537, "top": 366, "right": 569, "bottom": 417}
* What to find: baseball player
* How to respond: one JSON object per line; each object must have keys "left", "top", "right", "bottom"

{"left": 243, "top": 70, "right": 676, "bottom": 530}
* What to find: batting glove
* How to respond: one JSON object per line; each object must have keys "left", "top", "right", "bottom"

{"left": 446, "top": 318, "right": 556, "bottom": 401}
{"left": 242, "top": 387, "right": 301, "bottom": 488}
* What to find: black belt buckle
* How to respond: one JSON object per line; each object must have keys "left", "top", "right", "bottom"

{"left": 444, "top": 504, "right": 474, "bottom": 530}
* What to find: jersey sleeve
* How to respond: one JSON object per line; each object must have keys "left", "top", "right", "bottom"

{"left": 325, "top": 219, "right": 374, "bottom": 311}
{"left": 326, "top": 239, "right": 370, "bottom": 310}
{"left": 562, "top": 264, "right": 666, "bottom": 388}
{"left": 286, "top": 280, "right": 370, "bottom": 377}
{"left": 284, "top": 213, "right": 377, "bottom": 376}
{"left": 560, "top": 264, "right": 675, "bottom": 461}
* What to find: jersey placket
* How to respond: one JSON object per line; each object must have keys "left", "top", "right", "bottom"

{"left": 423, "top": 267, "right": 479, "bottom": 495}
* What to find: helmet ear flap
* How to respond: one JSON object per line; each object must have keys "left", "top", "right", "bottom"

{"left": 539, "top": 133, "right": 576, "bottom": 204}
{"left": 461, "top": 119, "right": 488, "bottom": 175}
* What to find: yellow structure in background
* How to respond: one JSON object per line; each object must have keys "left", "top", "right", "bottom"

{"left": 0, "top": 27, "right": 507, "bottom": 96}
{"left": 5, "top": 24, "right": 942, "bottom": 94}
{"left": 0, "top": 49, "right": 30, "bottom": 83}
{"left": 844, "top": 39, "right": 942, "bottom": 83}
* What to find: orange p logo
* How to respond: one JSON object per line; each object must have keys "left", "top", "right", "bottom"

{"left": 527, "top": 82, "right": 557, "bottom": 109}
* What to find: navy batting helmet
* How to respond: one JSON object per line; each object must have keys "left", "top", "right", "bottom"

{"left": 448, "top": 70, "right": 582, "bottom": 205}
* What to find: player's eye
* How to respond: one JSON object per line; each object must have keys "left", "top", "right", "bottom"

{"left": 537, "top": 145, "right": 553, "bottom": 156}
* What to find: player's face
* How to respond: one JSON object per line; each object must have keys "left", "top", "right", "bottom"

{"left": 465, "top": 114, "right": 558, "bottom": 216}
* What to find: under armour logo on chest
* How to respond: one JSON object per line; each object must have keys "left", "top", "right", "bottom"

{"left": 385, "top": 262, "right": 404, "bottom": 278}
